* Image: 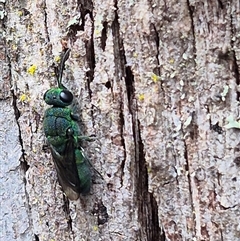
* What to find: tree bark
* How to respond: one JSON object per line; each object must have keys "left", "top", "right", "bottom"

{"left": 1, "top": 0, "right": 239, "bottom": 240}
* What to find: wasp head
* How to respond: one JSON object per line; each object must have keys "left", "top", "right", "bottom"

{"left": 44, "top": 88, "right": 73, "bottom": 107}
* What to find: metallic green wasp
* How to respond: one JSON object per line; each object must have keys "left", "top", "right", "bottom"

{"left": 43, "top": 48, "right": 93, "bottom": 200}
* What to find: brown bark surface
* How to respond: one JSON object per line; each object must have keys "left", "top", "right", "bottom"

{"left": 1, "top": 0, "right": 239, "bottom": 241}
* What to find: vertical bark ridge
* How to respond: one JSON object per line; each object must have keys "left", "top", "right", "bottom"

{"left": 112, "top": 0, "right": 127, "bottom": 182}
{"left": 111, "top": 1, "right": 161, "bottom": 239}
{"left": 79, "top": 0, "right": 95, "bottom": 100}
{"left": 230, "top": 10, "right": 240, "bottom": 101}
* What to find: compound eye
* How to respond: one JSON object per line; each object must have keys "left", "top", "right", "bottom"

{"left": 60, "top": 89, "right": 73, "bottom": 103}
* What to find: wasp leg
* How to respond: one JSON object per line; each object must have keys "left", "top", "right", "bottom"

{"left": 77, "top": 134, "right": 97, "bottom": 142}
{"left": 71, "top": 113, "right": 79, "bottom": 121}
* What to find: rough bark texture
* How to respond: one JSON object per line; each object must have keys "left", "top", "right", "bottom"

{"left": 1, "top": 0, "right": 240, "bottom": 241}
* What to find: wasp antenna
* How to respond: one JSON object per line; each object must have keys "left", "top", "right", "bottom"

{"left": 58, "top": 48, "right": 71, "bottom": 88}
{"left": 54, "top": 65, "right": 59, "bottom": 83}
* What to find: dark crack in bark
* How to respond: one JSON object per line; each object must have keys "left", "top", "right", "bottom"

{"left": 92, "top": 199, "right": 109, "bottom": 225}
{"left": 43, "top": 0, "right": 50, "bottom": 43}
{"left": 119, "top": 102, "right": 126, "bottom": 187}
{"left": 111, "top": 1, "right": 161, "bottom": 239}
{"left": 111, "top": 2, "right": 125, "bottom": 80}
{"left": 11, "top": 89, "right": 30, "bottom": 184}
{"left": 230, "top": 13, "right": 240, "bottom": 101}
{"left": 78, "top": 0, "right": 95, "bottom": 100}
{"left": 149, "top": 23, "right": 160, "bottom": 76}
{"left": 11, "top": 88, "right": 29, "bottom": 173}
{"left": 73, "top": 0, "right": 96, "bottom": 129}
{"left": 183, "top": 140, "right": 196, "bottom": 236}
{"left": 112, "top": 0, "right": 127, "bottom": 183}
{"left": 231, "top": 51, "right": 240, "bottom": 101}
{"left": 101, "top": 21, "right": 108, "bottom": 51}
{"left": 220, "top": 229, "right": 224, "bottom": 241}
{"left": 111, "top": 1, "right": 162, "bottom": 239}
{"left": 34, "top": 234, "right": 40, "bottom": 241}
{"left": 137, "top": 120, "right": 161, "bottom": 241}
{"left": 10, "top": 66, "right": 33, "bottom": 240}
{"left": 2, "top": 2, "right": 34, "bottom": 238}
{"left": 186, "top": 0, "right": 196, "bottom": 58}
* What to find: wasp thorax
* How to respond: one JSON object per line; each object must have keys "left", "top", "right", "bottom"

{"left": 44, "top": 88, "right": 73, "bottom": 107}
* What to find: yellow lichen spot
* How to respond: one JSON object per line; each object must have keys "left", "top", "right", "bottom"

{"left": 18, "top": 11, "right": 23, "bottom": 17}
{"left": 27, "top": 22, "right": 33, "bottom": 31}
{"left": 133, "top": 52, "right": 138, "bottom": 58}
{"left": 138, "top": 94, "right": 145, "bottom": 101}
{"left": 151, "top": 73, "right": 160, "bottom": 83}
{"left": 32, "top": 198, "right": 38, "bottom": 205}
{"left": 19, "top": 93, "right": 30, "bottom": 103}
{"left": 94, "top": 29, "right": 101, "bottom": 36}
{"left": 54, "top": 55, "right": 61, "bottom": 63}
{"left": 27, "top": 65, "right": 37, "bottom": 75}
{"left": 147, "top": 167, "right": 152, "bottom": 174}
{"left": 93, "top": 225, "right": 99, "bottom": 232}
{"left": 12, "top": 44, "right": 17, "bottom": 50}
{"left": 169, "top": 59, "right": 175, "bottom": 64}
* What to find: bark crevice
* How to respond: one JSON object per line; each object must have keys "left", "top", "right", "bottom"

{"left": 11, "top": 89, "right": 33, "bottom": 237}
{"left": 112, "top": 0, "right": 127, "bottom": 186}
{"left": 77, "top": 0, "right": 95, "bottom": 100}
{"left": 231, "top": 50, "right": 240, "bottom": 101}
{"left": 150, "top": 23, "right": 160, "bottom": 76}
{"left": 136, "top": 120, "right": 161, "bottom": 241}
{"left": 119, "top": 102, "right": 126, "bottom": 187}
{"left": 111, "top": 2, "right": 161, "bottom": 239}
{"left": 11, "top": 91, "right": 29, "bottom": 173}
{"left": 34, "top": 234, "right": 40, "bottom": 241}
{"left": 43, "top": 0, "right": 50, "bottom": 43}
{"left": 101, "top": 21, "right": 108, "bottom": 51}
{"left": 92, "top": 199, "right": 109, "bottom": 225}
{"left": 183, "top": 140, "right": 196, "bottom": 235}
{"left": 112, "top": 0, "right": 125, "bottom": 80}
{"left": 186, "top": 0, "right": 196, "bottom": 58}
{"left": 229, "top": 9, "right": 240, "bottom": 101}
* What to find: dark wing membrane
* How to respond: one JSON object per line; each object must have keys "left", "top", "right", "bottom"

{"left": 50, "top": 137, "right": 81, "bottom": 200}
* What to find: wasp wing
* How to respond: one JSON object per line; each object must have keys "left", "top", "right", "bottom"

{"left": 50, "top": 137, "right": 81, "bottom": 200}
{"left": 50, "top": 133, "right": 93, "bottom": 200}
